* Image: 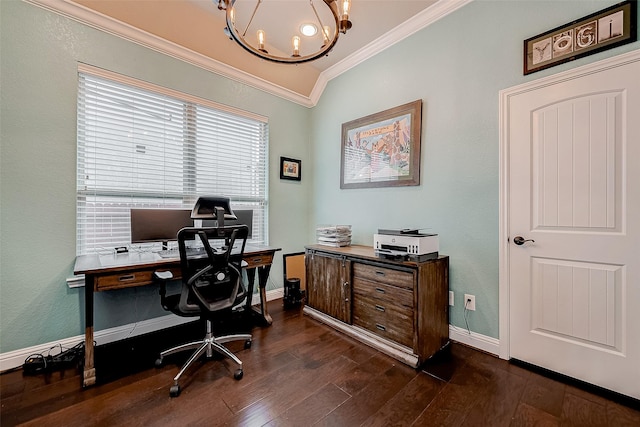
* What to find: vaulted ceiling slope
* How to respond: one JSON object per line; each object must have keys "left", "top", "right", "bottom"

{"left": 25, "top": 0, "right": 472, "bottom": 107}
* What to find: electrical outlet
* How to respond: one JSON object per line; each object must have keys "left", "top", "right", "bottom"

{"left": 449, "top": 291, "right": 454, "bottom": 306}
{"left": 464, "top": 294, "right": 476, "bottom": 311}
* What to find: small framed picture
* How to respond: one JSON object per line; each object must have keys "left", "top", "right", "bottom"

{"left": 524, "top": 1, "right": 637, "bottom": 75}
{"left": 280, "top": 156, "right": 301, "bottom": 181}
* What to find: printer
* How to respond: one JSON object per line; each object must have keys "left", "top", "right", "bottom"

{"left": 374, "top": 229, "right": 439, "bottom": 261}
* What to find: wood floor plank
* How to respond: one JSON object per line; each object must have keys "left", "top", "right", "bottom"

{"left": 560, "top": 393, "right": 608, "bottom": 427}
{"left": 361, "top": 371, "right": 444, "bottom": 427}
{"left": 316, "top": 363, "right": 417, "bottom": 426}
{"left": 263, "top": 383, "right": 351, "bottom": 427}
{"left": 331, "top": 351, "right": 396, "bottom": 396}
{"left": 228, "top": 355, "right": 358, "bottom": 424}
{"left": 461, "top": 367, "right": 528, "bottom": 426}
{"left": 2, "top": 301, "right": 638, "bottom": 427}
{"left": 606, "top": 401, "right": 640, "bottom": 426}
{"left": 510, "top": 402, "right": 560, "bottom": 427}
{"left": 519, "top": 375, "right": 566, "bottom": 418}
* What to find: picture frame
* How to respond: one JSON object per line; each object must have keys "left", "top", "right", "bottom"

{"left": 340, "top": 100, "right": 422, "bottom": 189}
{"left": 524, "top": 0, "right": 637, "bottom": 75}
{"left": 280, "top": 156, "right": 301, "bottom": 181}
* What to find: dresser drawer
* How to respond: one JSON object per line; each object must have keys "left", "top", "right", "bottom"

{"left": 353, "top": 278, "right": 413, "bottom": 309}
{"left": 95, "top": 267, "right": 181, "bottom": 291}
{"left": 353, "top": 263, "right": 414, "bottom": 291}
{"left": 352, "top": 295, "right": 414, "bottom": 348}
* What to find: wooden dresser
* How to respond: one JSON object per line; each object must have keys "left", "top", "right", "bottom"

{"left": 304, "top": 244, "right": 449, "bottom": 368}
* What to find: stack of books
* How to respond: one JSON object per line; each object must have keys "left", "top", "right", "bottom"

{"left": 316, "top": 225, "right": 352, "bottom": 247}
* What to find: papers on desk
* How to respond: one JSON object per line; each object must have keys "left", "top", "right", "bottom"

{"left": 98, "top": 251, "right": 158, "bottom": 267}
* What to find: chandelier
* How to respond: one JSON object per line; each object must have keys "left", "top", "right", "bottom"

{"left": 216, "top": 0, "right": 353, "bottom": 64}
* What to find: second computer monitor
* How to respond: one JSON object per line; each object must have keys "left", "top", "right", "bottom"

{"left": 130, "top": 208, "right": 193, "bottom": 245}
{"left": 203, "top": 209, "right": 253, "bottom": 239}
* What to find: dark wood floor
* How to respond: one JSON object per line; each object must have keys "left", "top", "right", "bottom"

{"left": 2, "top": 300, "right": 639, "bottom": 426}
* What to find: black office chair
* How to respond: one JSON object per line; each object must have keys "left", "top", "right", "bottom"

{"left": 153, "top": 225, "right": 252, "bottom": 397}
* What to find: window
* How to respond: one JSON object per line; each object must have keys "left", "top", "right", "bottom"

{"left": 77, "top": 64, "right": 268, "bottom": 255}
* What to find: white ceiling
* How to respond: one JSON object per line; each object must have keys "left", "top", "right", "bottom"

{"left": 29, "top": 0, "right": 471, "bottom": 106}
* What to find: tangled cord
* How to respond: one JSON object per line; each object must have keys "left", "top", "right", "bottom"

{"left": 23, "top": 342, "right": 85, "bottom": 375}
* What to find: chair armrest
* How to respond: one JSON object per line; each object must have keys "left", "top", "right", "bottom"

{"left": 154, "top": 271, "right": 174, "bottom": 281}
{"left": 153, "top": 270, "right": 174, "bottom": 309}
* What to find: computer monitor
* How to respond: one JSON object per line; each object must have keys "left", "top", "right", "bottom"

{"left": 203, "top": 209, "right": 253, "bottom": 239}
{"left": 130, "top": 208, "right": 193, "bottom": 248}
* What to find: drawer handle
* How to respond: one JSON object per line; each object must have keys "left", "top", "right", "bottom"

{"left": 375, "top": 305, "right": 385, "bottom": 312}
{"left": 252, "top": 258, "right": 262, "bottom": 263}
{"left": 375, "top": 271, "right": 385, "bottom": 276}
{"left": 375, "top": 287, "right": 385, "bottom": 294}
{"left": 375, "top": 324, "right": 386, "bottom": 331}
{"left": 119, "top": 274, "right": 135, "bottom": 282}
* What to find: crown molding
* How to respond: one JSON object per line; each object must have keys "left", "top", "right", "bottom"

{"left": 319, "top": 0, "right": 474, "bottom": 83}
{"left": 23, "top": 0, "right": 316, "bottom": 107}
{"left": 24, "top": 0, "right": 472, "bottom": 108}
{"left": 309, "top": 0, "right": 473, "bottom": 105}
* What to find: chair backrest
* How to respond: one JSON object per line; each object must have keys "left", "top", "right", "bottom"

{"left": 175, "top": 225, "right": 249, "bottom": 315}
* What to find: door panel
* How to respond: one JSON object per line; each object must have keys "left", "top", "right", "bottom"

{"left": 531, "top": 258, "right": 622, "bottom": 350}
{"left": 532, "top": 92, "right": 622, "bottom": 231}
{"left": 305, "top": 252, "right": 351, "bottom": 323}
{"left": 507, "top": 53, "right": 639, "bottom": 399}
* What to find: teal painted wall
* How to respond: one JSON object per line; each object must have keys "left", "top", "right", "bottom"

{"left": 309, "top": 0, "right": 640, "bottom": 338}
{"left": 1, "top": 0, "right": 639, "bottom": 355}
{"left": 0, "top": 0, "right": 310, "bottom": 353}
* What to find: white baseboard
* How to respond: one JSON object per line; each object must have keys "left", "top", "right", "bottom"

{"left": 449, "top": 324, "right": 500, "bottom": 356}
{"left": 2, "top": 290, "right": 498, "bottom": 374}
{"left": 0, "top": 289, "right": 284, "bottom": 373}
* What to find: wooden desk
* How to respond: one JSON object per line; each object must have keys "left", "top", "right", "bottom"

{"left": 74, "top": 245, "right": 281, "bottom": 387}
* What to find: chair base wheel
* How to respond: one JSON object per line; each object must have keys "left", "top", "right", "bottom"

{"left": 169, "top": 385, "right": 181, "bottom": 397}
{"left": 155, "top": 358, "right": 163, "bottom": 368}
{"left": 244, "top": 339, "right": 252, "bottom": 349}
{"left": 234, "top": 369, "right": 243, "bottom": 380}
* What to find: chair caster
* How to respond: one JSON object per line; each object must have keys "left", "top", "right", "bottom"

{"left": 244, "top": 339, "right": 252, "bottom": 349}
{"left": 155, "top": 358, "right": 163, "bottom": 368}
{"left": 169, "top": 384, "right": 181, "bottom": 397}
{"left": 234, "top": 369, "right": 243, "bottom": 380}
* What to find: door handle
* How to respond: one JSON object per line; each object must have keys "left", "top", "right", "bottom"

{"left": 513, "top": 236, "right": 535, "bottom": 246}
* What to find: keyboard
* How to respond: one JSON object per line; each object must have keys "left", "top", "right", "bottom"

{"left": 156, "top": 246, "right": 239, "bottom": 259}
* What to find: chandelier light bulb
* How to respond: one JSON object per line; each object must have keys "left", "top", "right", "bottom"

{"left": 292, "top": 36, "right": 301, "bottom": 57}
{"left": 257, "top": 30, "right": 267, "bottom": 52}
{"left": 341, "top": 0, "right": 351, "bottom": 20}
{"left": 322, "top": 25, "right": 330, "bottom": 43}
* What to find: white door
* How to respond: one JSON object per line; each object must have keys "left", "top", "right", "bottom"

{"left": 504, "top": 51, "right": 640, "bottom": 399}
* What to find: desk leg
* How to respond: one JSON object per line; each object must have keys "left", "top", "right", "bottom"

{"left": 245, "top": 266, "right": 273, "bottom": 326}
{"left": 83, "top": 275, "right": 96, "bottom": 387}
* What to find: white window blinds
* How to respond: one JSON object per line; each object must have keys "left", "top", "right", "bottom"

{"left": 77, "top": 65, "right": 268, "bottom": 254}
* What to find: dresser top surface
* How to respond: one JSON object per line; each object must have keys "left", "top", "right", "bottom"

{"left": 305, "top": 244, "right": 447, "bottom": 267}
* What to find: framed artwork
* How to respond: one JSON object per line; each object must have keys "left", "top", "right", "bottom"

{"left": 340, "top": 100, "right": 422, "bottom": 189}
{"left": 524, "top": 0, "right": 637, "bottom": 75}
{"left": 280, "top": 156, "right": 301, "bottom": 181}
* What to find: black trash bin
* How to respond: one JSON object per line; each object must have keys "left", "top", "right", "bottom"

{"left": 283, "top": 277, "right": 303, "bottom": 307}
